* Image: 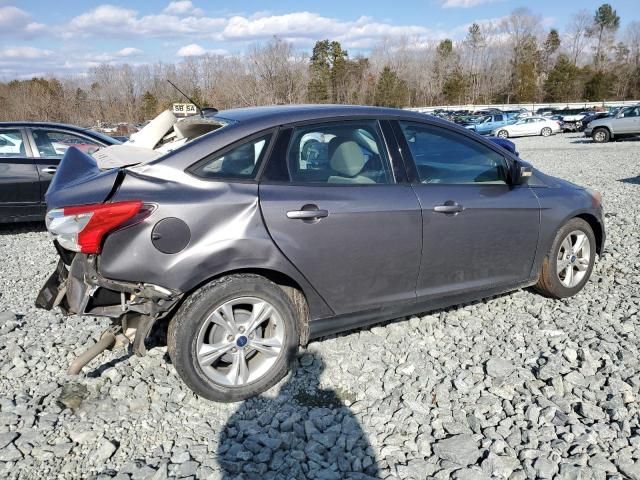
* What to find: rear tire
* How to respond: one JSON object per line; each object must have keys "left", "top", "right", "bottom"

{"left": 541, "top": 127, "right": 552, "bottom": 137}
{"left": 534, "top": 218, "right": 596, "bottom": 299}
{"left": 592, "top": 128, "right": 610, "bottom": 143}
{"left": 497, "top": 130, "right": 509, "bottom": 139}
{"left": 168, "top": 274, "right": 299, "bottom": 402}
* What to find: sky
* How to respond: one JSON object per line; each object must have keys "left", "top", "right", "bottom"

{"left": 1, "top": 0, "right": 638, "bottom": 79}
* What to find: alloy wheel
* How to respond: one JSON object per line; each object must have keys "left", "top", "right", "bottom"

{"left": 497, "top": 130, "right": 508, "bottom": 139}
{"left": 594, "top": 130, "right": 606, "bottom": 142}
{"left": 556, "top": 230, "right": 591, "bottom": 288}
{"left": 195, "top": 296, "right": 285, "bottom": 387}
{"left": 541, "top": 127, "right": 551, "bottom": 137}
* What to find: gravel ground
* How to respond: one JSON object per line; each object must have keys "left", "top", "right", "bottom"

{"left": 1, "top": 132, "right": 639, "bottom": 480}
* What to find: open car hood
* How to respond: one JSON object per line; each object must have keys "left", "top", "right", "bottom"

{"left": 93, "top": 109, "right": 226, "bottom": 169}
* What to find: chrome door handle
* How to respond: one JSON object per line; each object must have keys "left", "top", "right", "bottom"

{"left": 434, "top": 203, "right": 464, "bottom": 214}
{"left": 287, "top": 209, "right": 329, "bottom": 220}
{"left": 42, "top": 166, "right": 57, "bottom": 175}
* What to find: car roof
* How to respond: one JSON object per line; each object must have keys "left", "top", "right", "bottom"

{"left": 213, "top": 104, "right": 440, "bottom": 130}
{"left": 0, "top": 121, "right": 119, "bottom": 144}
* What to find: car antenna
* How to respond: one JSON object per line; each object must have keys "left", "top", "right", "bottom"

{"left": 167, "top": 79, "right": 204, "bottom": 117}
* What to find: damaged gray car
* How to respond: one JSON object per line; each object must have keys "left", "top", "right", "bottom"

{"left": 37, "top": 105, "right": 605, "bottom": 402}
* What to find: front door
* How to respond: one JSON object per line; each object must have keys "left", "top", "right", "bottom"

{"left": 259, "top": 120, "right": 422, "bottom": 315}
{"left": 0, "top": 128, "right": 41, "bottom": 221}
{"left": 615, "top": 106, "right": 640, "bottom": 134}
{"left": 394, "top": 120, "right": 541, "bottom": 299}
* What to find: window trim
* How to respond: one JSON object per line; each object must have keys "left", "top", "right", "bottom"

{"left": 391, "top": 119, "right": 516, "bottom": 187}
{"left": 185, "top": 127, "right": 277, "bottom": 183}
{"left": 26, "top": 127, "right": 108, "bottom": 159}
{"left": 259, "top": 118, "right": 399, "bottom": 187}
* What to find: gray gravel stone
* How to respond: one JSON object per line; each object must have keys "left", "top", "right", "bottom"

{"left": 432, "top": 434, "right": 480, "bottom": 466}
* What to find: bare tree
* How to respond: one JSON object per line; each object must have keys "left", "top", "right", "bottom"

{"left": 566, "top": 10, "right": 593, "bottom": 66}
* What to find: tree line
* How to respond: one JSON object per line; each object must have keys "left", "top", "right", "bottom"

{"left": 0, "top": 4, "right": 638, "bottom": 126}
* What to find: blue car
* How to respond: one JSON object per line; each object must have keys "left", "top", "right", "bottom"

{"left": 466, "top": 114, "right": 516, "bottom": 135}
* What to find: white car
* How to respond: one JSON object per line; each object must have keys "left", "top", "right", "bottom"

{"left": 492, "top": 117, "right": 562, "bottom": 139}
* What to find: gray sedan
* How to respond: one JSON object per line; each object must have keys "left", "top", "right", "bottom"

{"left": 36, "top": 105, "right": 605, "bottom": 402}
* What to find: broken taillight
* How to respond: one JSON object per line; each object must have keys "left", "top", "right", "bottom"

{"left": 46, "top": 201, "right": 143, "bottom": 253}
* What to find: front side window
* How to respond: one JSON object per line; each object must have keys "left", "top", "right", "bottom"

{"left": 399, "top": 121, "right": 509, "bottom": 185}
{"left": 620, "top": 107, "right": 640, "bottom": 118}
{"left": 285, "top": 120, "right": 392, "bottom": 185}
{"left": 189, "top": 134, "right": 271, "bottom": 180}
{"left": 32, "top": 129, "right": 101, "bottom": 157}
{"left": 0, "top": 130, "right": 25, "bottom": 157}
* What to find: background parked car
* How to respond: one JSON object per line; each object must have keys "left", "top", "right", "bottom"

{"left": 0, "top": 122, "right": 118, "bottom": 222}
{"left": 465, "top": 113, "right": 516, "bottom": 135}
{"left": 580, "top": 112, "right": 612, "bottom": 131}
{"left": 585, "top": 104, "right": 640, "bottom": 143}
{"left": 492, "top": 117, "right": 561, "bottom": 138}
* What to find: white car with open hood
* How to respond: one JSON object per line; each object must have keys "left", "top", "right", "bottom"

{"left": 492, "top": 117, "right": 562, "bottom": 139}
{"left": 92, "top": 109, "right": 227, "bottom": 169}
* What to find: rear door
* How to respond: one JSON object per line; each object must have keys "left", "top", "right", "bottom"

{"left": 393, "top": 120, "right": 540, "bottom": 299}
{"left": 0, "top": 127, "right": 41, "bottom": 221}
{"left": 259, "top": 119, "right": 422, "bottom": 315}
{"left": 27, "top": 128, "right": 103, "bottom": 208}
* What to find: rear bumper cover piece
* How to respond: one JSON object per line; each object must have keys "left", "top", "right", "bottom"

{"left": 36, "top": 249, "right": 182, "bottom": 319}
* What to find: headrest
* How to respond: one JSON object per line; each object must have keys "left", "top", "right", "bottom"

{"left": 328, "top": 138, "right": 366, "bottom": 178}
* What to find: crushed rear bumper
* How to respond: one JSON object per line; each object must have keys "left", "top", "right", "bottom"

{"left": 36, "top": 245, "right": 182, "bottom": 319}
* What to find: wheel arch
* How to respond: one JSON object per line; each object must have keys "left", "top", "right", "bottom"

{"left": 575, "top": 213, "right": 604, "bottom": 256}
{"left": 181, "top": 267, "right": 316, "bottom": 346}
{"left": 592, "top": 125, "right": 612, "bottom": 138}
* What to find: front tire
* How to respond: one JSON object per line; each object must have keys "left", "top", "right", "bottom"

{"left": 592, "top": 128, "right": 610, "bottom": 143}
{"left": 497, "top": 130, "right": 509, "bottom": 139}
{"left": 168, "top": 274, "right": 299, "bottom": 402}
{"left": 534, "top": 218, "right": 596, "bottom": 299}
{"left": 541, "top": 127, "right": 552, "bottom": 137}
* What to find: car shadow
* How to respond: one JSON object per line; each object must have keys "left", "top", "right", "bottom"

{"left": 216, "top": 353, "right": 380, "bottom": 479}
{"left": 571, "top": 136, "right": 640, "bottom": 144}
{"left": 0, "top": 221, "right": 46, "bottom": 235}
{"left": 619, "top": 176, "right": 640, "bottom": 185}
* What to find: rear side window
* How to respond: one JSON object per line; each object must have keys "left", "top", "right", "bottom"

{"left": 274, "top": 120, "right": 392, "bottom": 185}
{"left": 32, "top": 129, "right": 102, "bottom": 157}
{"left": 0, "top": 130, "right": 25, "bottom": 157}
{"left": 189, "top": 134, "right": 271, "bottom": 180}
{"left": 399, "top": 121, "right": 509, "bottom": 185}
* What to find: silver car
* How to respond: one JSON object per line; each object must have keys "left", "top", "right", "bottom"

{"left": 37, "top": 105, "right": 605, "bottom": 402}
{"left": 585, "top": 105, "right": 640, "bottom": 143}
{"left": 493, "top": 117, "right": 562, "bottom": 139}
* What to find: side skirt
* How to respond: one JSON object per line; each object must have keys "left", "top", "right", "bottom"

{"left": 308, "top": 279, "right": 537, "bottom": 340}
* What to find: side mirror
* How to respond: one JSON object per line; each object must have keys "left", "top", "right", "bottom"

{"left": 513, "top": 162, "right": 533, "bottom": 185}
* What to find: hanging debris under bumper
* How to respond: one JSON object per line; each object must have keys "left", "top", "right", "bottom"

{"left": 36, "top": 247, "right": 182, "bottom": 327}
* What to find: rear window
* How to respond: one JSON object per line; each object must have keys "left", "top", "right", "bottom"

{"left": 188, "top": 133, "right": 272, "bottom": 180}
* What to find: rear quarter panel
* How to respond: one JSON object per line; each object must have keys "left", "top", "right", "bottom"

{"left": 100, "top": 168, "right": 333, "bottom": 319}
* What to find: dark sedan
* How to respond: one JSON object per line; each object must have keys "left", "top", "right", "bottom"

{"left": 36, "top": 105, "right": 605, "bottom": 402}
{"left": 0, "top": 122, "right": 118, "bottom": 222}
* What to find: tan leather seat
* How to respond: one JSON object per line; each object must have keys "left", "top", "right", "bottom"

{"left": 327, "top": 137, "right": 375, "bottom": 184}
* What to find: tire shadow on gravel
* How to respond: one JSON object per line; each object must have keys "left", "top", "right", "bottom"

{"left": 217, "top": 354, "right": 380, "bottom": 480}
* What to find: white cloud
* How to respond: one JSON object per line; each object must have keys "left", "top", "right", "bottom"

{"left": 175, "top": 44, "right": 229, "bottom": 57}
{"left": 64, "top": 5, "right": 225, "bottom": 38}
{"left": 176, "top": 43, "right": 206, "bottom": 56}
{"left": 163, "top": 1, "right": 203, "bottom": 16}
{"left": 116, "top": 47, "right": 143, "bottom": 57}
{"left": 441, "top": 0, "right": 502, "bottom": 8}
{"left": 0, "top": 46, "right": 53, "bottom": 59}
{"left": 0, "top": 5, "right": 44, "bottom": 38}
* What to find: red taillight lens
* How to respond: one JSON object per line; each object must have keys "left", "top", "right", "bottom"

{"left": 47, "top": 201, "right": 143, "bottom": 253}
